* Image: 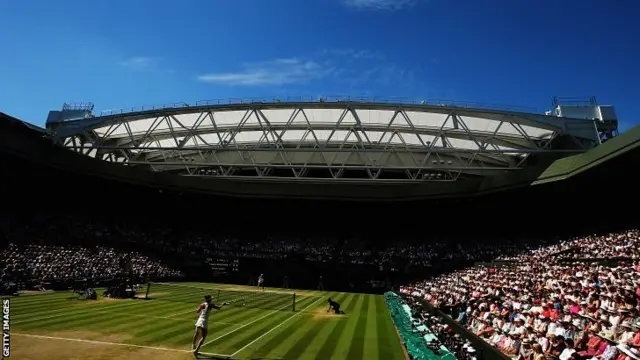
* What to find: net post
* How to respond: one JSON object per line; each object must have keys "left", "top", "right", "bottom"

{"left": 145, "top": 282, "right": 152, "bottom": 299}
{"left": 292, "top": 293, "right": 296, "bottom": 312}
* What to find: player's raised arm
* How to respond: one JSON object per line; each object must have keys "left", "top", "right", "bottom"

{"left": 196, "top": 303, "right": 205, "bottom": 313}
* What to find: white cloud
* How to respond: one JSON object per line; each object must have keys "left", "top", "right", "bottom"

{"left": 119, "top": 57, "right": 161, "bottom": 71}
{"left": 196, "top": 50, "right": 423, "bottom": 89}
{"left": 342, "top": 0, "right": 419, "bottom": 10}
{"left": 322, "top": 48, "right": 384, "bottom": 60}
{"left": 197, "top": 58, "right": 333, "bottom": 86}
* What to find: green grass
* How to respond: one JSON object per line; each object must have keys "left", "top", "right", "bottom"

{"left": 9, "top": 282, "right": 406, "bottom": 360}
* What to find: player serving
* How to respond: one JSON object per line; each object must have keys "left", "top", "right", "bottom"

{"left": 257, "top": 273, "right": 265, "bottom": 291}
{"left": 192, "top": 295, "right": 229, "bottom": 356}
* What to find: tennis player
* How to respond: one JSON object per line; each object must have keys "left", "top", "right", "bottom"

{"left": 327, "top": 298, "right": 345, "bottom": 314}
{"left": 257, "top": 273, "right": 265, "bottom": 291}
{"left": 192, "top": 295, "right": 228, "bottom": 356}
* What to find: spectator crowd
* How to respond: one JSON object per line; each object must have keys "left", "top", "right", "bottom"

{"left": 401, "top": 229, "right": 640, "bottom": 360}
{"left": 0, "top": 214, "right": 560, "bottom": 290}
{"left": 402, "top": 294, "right": 481, "bottom": 360}
{"left": 2, "top": 213, "right": 640, "bottom": 360}
{"left": 1, "top": 243, "right": 183, "bottom": 288}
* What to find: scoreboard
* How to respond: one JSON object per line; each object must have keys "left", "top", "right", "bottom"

{"left": 206, "top": 258, "right": 239, "bottom": 276}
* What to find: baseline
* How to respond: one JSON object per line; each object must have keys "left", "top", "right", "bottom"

{"left": 12, "top": 333, "right": 231, "bottom": 357}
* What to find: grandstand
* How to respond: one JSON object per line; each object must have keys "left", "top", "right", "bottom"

{"left": 1, "top": 96, "right": 639, "bottom": 360}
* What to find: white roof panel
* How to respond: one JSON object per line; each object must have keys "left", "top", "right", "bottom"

{"left": 280, "top": 130, "right": 308, "bottom": 142}
{"left": 402, "top": 111, "right": 455, "bottom": 130}
{"left": 354, "top": 109, "right": 397, "bottom": 126}
{"left": 79, "top": 105, "right": 587, "bottom": 157}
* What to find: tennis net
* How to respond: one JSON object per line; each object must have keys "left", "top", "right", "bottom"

{"left": 144, "top": 283, "right": 297, "bottom": 311}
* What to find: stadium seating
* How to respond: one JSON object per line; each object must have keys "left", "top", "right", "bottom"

{"left": 2, "top": 206, "right": 640, "bottom": 360}
{"left": 401, "top": 229, "right": 640, "bottom": 360}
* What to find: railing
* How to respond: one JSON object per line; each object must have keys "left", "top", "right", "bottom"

{"left": 96, "top": 96, "right": 540, "bottom": 117}
{"left": 63, "top": 102, "right": 95, "bottom": 112}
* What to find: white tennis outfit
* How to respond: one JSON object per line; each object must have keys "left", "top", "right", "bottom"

{"left": 258, "top": 275, "right": 264, "bottom": 285}
{"left": 195, "top": 303, "right": 211, "bottom": 329}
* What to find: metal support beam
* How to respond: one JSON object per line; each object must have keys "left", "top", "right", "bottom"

{"left": 53, "top": 102, "right": 600, "bottom": 181}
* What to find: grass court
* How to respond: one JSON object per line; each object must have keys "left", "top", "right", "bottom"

{"left": 8, "top": 282, "right": 407, "bottom": 360}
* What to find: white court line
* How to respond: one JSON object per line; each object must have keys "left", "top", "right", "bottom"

{"left": 12, "top": 333, "right": 231, "bottom": 357}
{"left": 230, "top": 296, "right": 325, "bottom": 357}
{"left": 202, "top": 299, "right": 304, "bottom": 347}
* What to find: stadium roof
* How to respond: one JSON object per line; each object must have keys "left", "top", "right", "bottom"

{"left": 0, "top": 105, "right": 632, "bottom": 201}
{"left": 47, "top": 98, "right": 607, "bottom": 182}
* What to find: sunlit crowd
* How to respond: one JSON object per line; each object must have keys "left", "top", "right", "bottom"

{"left": 2, "top": 213, "right": 640, "bottom": 360}
{"left": 401, "top": 229, "right": 640, "bottom": 360}
{"left": 1, "top": 243, "right": 183, "bottom": 287}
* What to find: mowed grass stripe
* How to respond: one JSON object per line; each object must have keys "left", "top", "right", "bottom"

{"left": 12, "top": 291, "right": 86, "bottom": 303}
{"left": 154, "top": 290, "right": 293, "bottom": 309}
{"left": 150, "top": 283, "right": 296, "bottom": 306}
{"left": 314, "top": 293, "right": 363, "bottom": 360}
{"left": 250, "top": 293, "right": 349, "bottom": 359}
{"left": 11, "top": 288, "right": 123, "bottom": 311}
{"left": 16, "top": 287, "right": 290, "bottom": 327}
{"left": 17, "top": 293, "right": 299, "bottom": 349}
{"left": 228, "top": 296, "right": 328, "bottom": 359}
{"left": 148, "top": 290, "right": 295, "bottom": 311}
{"left": 14, "top": 297, "right": 187, "bottom": 328}
{"left": 344, "top": 294, "right": 370, "bottom": 360}
{"left": 10, "top": 286, "right": 408, "bottom": 360}
{"left": 184, "top": 282, "right": 317, "bottom": 295}
{"left": 96, "top": 304, "right": 224, "bottom": 343}
{"left": 135, "top": 306, "right": 275, "bottom": 346}
{"left": 12, "top": 297, "right": 179, "bottom": 324}
{"left": 26, "top": 305, "right": 182, "bottom": 335}
{"left": 280, "top": 293, "right": 357, "bottom": 360}
{"left": 18, "top": 294, "right": 270, "bottom": 331}
{"left": 124, "top": 295, "right": 297, "bottom": 346}
{"left": 362, "top": 295, "right": 379, "bottom": 360}
{"left": 133, "top": 319, "right": 200, "bottom": 347}
{"left": 11, "top": 294, "right": 114, "bottom": 318}
{"left": 104, "top": 301, "right": 265, "bottom": 340}
{"left": 210, "top": 296, "right": 319, "bottom": 353}
{"left": 376, "top": 295, "right": 406, "bottom": 360}
{"left": 12, "top": 296, "right": 78, "bottom": 310}
{"left": 15, "top": 304, "right": 144, "bottom": 328}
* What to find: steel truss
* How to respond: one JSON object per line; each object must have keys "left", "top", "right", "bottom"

{"left": 55, "top": 103, "right": 600, "bottom": 182}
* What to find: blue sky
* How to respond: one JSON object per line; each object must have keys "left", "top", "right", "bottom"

{"left": 1, "top": 0, "right": 638, "bottom": 131}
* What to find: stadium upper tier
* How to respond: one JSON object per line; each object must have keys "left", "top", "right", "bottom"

{"left": 45, "top": 97, "right": 617, "bottom": 182}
